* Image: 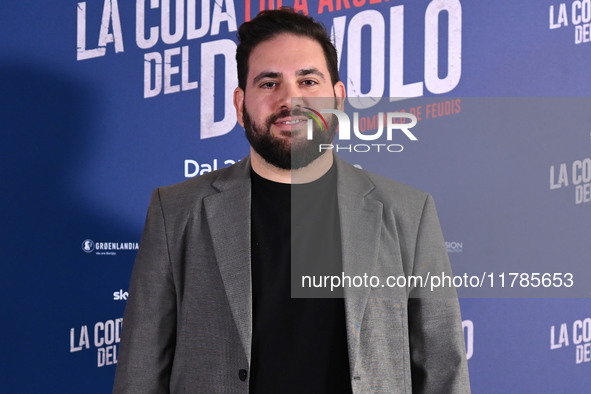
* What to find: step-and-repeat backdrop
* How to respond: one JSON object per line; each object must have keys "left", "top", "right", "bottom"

{"left": 2, "top": 1, "right": 591, "bottom": 392}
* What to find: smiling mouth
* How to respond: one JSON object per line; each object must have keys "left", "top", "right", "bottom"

{"left": 277, "top": 119, "right": 305, "bottom": 125}
{"left": 274, "top": 116, "right": 309, "bottom": 129}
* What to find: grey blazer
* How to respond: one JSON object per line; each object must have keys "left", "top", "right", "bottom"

{"left": 113, "top": 155, "right": 470, "bottom": 393}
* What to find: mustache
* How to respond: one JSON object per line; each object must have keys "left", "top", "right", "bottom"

{"left": 266, "top": 107, "right": 311, "bottom": 125}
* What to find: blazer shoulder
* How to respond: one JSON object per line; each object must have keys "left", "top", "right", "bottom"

{"left": 355, "top": 165, "right": 430, "bottom": 212}
{"left": 368, "top": 170, "right": 427, "bottom": 198}
{"left": 153, "top": 156, "right": 250, "bottom": 212}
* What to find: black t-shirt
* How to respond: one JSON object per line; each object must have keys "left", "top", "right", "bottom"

{"left": 249, "top": 165, "right": 353, "bottom": 393}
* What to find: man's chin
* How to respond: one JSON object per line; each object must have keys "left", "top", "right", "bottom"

{"left": 253, "top": 144, "right": 328, "bottom": 171}
{"left": 272, "top": 125, "right": 307, "bottom": 139}
{"left": 290, "top": 145, "right": 329, "bottom": 169}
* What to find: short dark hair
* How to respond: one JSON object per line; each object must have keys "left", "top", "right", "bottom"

{"left": 236, "top": 8, "right": 340, "bottom": 90}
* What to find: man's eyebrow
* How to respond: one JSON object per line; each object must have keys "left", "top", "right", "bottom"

{"left": 251, "top": 68, "right": 326, "bottom": 85}
{"left": 296, "top": 68, "right": 326, "bottom": 80}
{"left": 252, "top": 71, "right": 282, "bottom": 85}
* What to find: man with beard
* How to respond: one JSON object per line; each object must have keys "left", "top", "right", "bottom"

{"left": 114, "top": 8, "right": 470, "bottom": 394}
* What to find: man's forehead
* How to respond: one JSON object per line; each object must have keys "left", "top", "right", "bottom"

{"left": 251, "top": 32, "right": 322, "bottom": 50}
{"left": 246, "top": 33, "right": 329, "bottom": 80}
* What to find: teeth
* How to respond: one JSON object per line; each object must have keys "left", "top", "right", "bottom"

{"left": 281, "top": 120, "right": 302, "bottom": 125}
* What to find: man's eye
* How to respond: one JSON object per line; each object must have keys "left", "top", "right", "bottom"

{"left": 260, "top": 82, "right": 276, "bottom": 88}
{"left": 301, "top": 80, "right": 318, "bottom": 86}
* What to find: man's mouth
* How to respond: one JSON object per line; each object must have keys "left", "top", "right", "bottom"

{"left": 277, "top": 119, "right": 305, "bottom": 125}
{"left": 273, "top": 116, "right": 309, "bottom": 129}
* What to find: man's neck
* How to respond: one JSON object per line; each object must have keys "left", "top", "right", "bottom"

{"left": 250, "top": 148, "right": 334, "bottom": 184}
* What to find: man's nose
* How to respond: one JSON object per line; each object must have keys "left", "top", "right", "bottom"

{"left": 277, "top": 82, "right": 304, "bottom": 109}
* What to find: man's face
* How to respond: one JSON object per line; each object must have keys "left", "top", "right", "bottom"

{"left": 234, "top": 33, "right": 346, "bottom": 170}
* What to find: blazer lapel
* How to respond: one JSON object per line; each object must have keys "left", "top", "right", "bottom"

{"left": 334, "top": 156, "right": 383, "bottom": 376}
{"left": 204, "top": 158, "right": 253, "bottom": 364}
{"left": 202, "top": 155, "right": 382, "bottom": 373}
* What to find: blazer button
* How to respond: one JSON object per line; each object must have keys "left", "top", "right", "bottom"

{"left": 238, "top": 369, "right": 248, "bottom": 381}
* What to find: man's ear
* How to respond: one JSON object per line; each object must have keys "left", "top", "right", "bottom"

{"left": 233, "top": 87, "right": 245, "bottom": 127}
{"left": 333, "top": 81, "right": 346, "bottom": 110}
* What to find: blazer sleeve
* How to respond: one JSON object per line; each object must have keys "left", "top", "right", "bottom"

{"left": 407, "top": 194, "right": 471, "bottom": 393}
{"left": 113, "top": 188, "right": 177, "bottom": 394}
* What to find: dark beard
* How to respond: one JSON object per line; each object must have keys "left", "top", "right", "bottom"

{"left": 243, "top": 103, "right": 337, "bottom": 170}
